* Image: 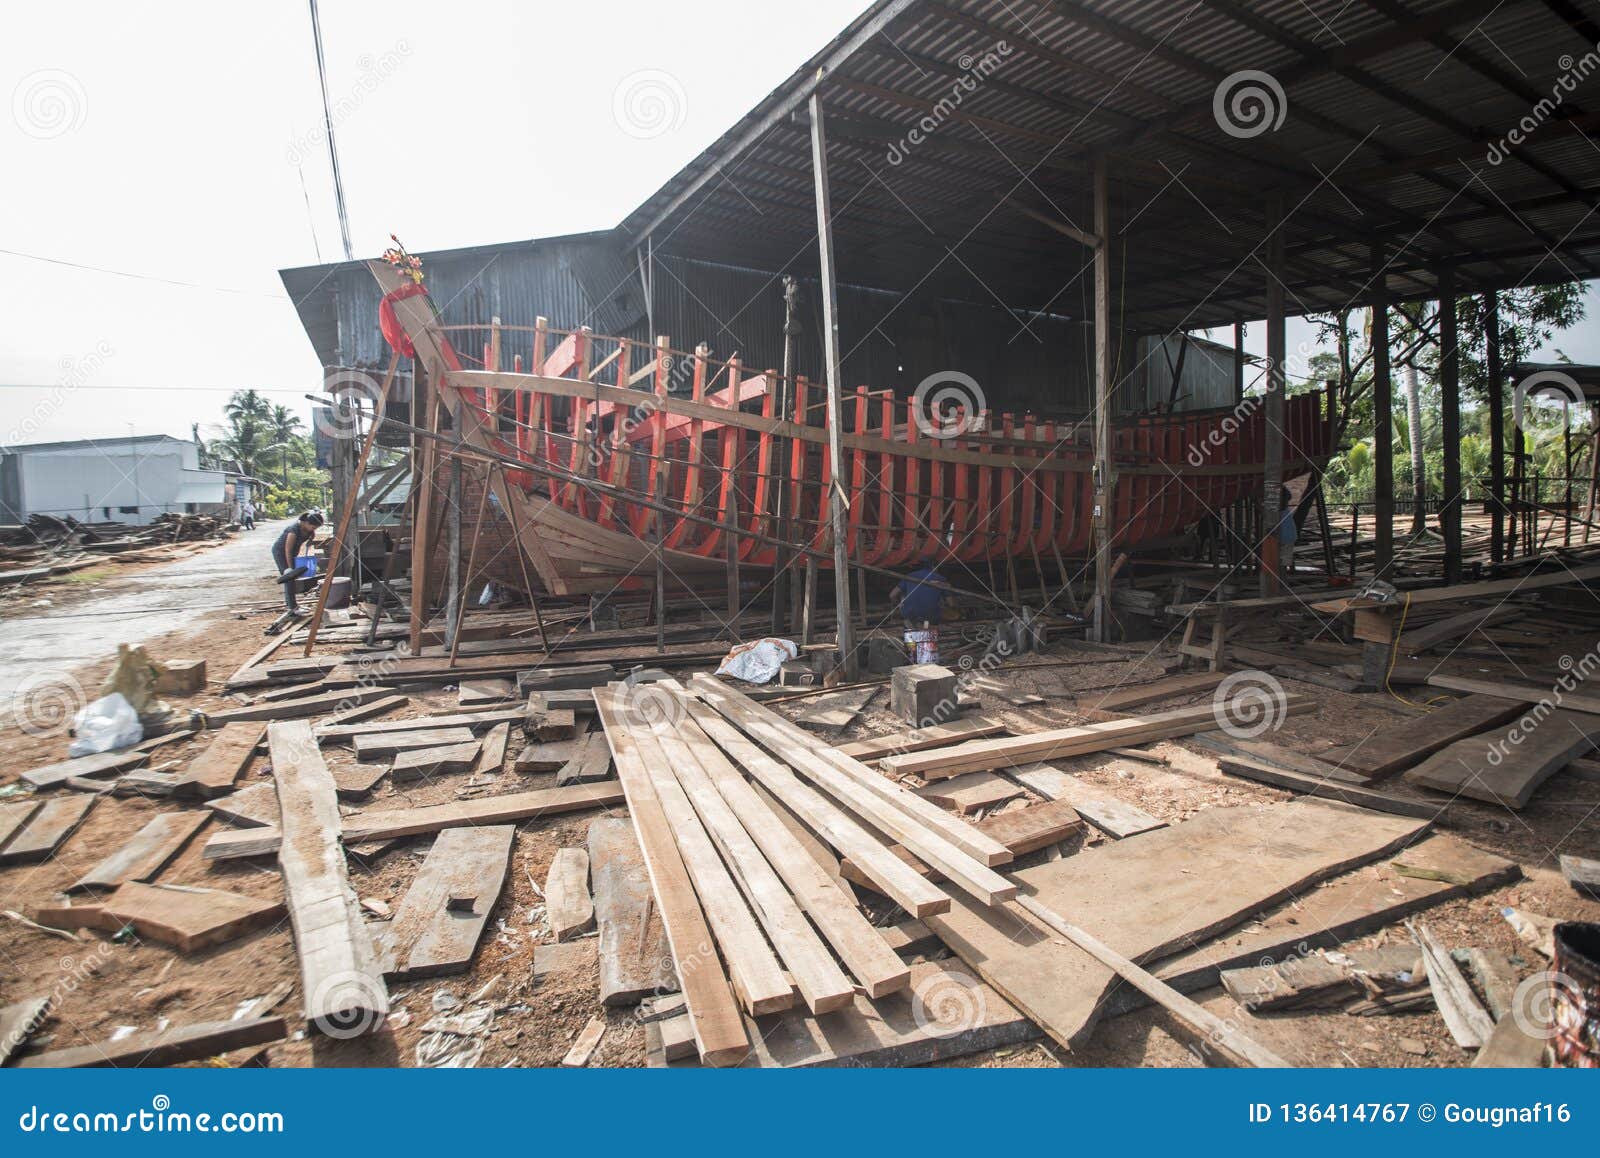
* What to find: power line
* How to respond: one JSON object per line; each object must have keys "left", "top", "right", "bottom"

{"left": 0, "top": 383, "right": 316, "bottom": 394}
{"left": 0, "top": 248, "right": 289, "bottom": 299}
{"left": 307, "top": 0, "right": 354, "bottom": 261}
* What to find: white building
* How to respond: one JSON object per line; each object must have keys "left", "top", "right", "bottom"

{"left": 0, "top": 435, "right": 245, "bottom": 525}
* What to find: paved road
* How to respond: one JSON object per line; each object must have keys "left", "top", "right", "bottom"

{"left": 0, "top": 519, "right": 290, "bottom": 720}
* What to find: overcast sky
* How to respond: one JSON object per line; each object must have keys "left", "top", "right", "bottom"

{"left": 3, "top": 0, "right": 1596, "bottom": 449}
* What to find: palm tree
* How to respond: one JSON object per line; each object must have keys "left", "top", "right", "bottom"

{"left": 268, "top": 404, "right": 303, "bottom": 445}
{"left": 224, "top": 390, "right": 271, "bottom": 428}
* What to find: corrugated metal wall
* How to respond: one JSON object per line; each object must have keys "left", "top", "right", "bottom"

{"left": 298, "top": 236, "right": 1238, "bottom": 417}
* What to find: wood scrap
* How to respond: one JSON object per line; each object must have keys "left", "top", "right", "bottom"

{"left": 353, "top": 726, "right": 476, "bottom": 761}
{"left": 68, "top": 811, "right": 209, "bottom": 893}
{"left": 37, "top": 881, "right": 284, "bottom": 953}
{"left": 315, "top": 708, "right": 518, "bottom": 743}
{"left": 545, "top": 847, "right": 594, "bottom": 942}
{"left": 389, "top": 740, "right": 482, "bottom": 783}
{"left": 562, "top": 1015, "right": 606, "bottom": 1067}
{"left": 0, "top": 997, "right": 51, "bottom": 1067}
{"left": 1320, "top": 694, "right": 1524, "bottom": 778}
{"left": 1409, "top": 919, "right": 1494, "bottom": 1049}
{"left": 268, "top": 720, "right": 388, "bottom": 1036}
{"left": 840, "top": 799, "right": 1083, "bottom": 892}
{"left": 1404, "top": 708, "right": 1600, "bottom": 808}
{"left": 15, "top": 1016, "right": 286, "bottom": 1069}
{"left": 587, "top": 817, "right": 677, "bottom": 1006}
{"left": 205, "top": 685, "right": 401, "bottom": 724}
{"left": 1005, "top": 764, "right": 1166, "bottom": 838}
{"left": 554, "top": 731, "right": 613, "bottom": 786}
{"left": 1560, "top": 853, "right": 1600, "bottom": 898}
{"left": 477, "top": 721, "right": 511, "bottom": 774}
{"left": 171, "top": 723, "right": 263, "bottom": 798}
{"left": 1081, "top": 671, "right": 1226, "bottom": 712}
{"left": 1216, "top": 753, "right": 1440, "bottom": 819}
{"left": 835, "top": 716, "right": 1005, "bottom": 760}
{"left": 202, "top": 782, "right": 623, "bottom": 861}
{"left": 0, "top": 800, "right": 44, "bottom": 851}
{"left": 376, "top": 826, "right": 514, "bottom": 979}
{"left": 1426, "top": 674, "right": 1600, "bottom": 715}
{"left": 793, "top": 685, "right": 879, "bottom": 732}
{"left": 0, "top": 795, "right": 95, "bottom": 864}
{"left": 882, "top": 697, "right": 1316, "bottom": 779}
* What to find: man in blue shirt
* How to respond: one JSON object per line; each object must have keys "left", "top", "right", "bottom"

{"left": 893, "top": 558, "right": 949, "bottom": 628}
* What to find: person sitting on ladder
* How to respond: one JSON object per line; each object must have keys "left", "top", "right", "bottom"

{"left": 273, "top": 510, "right": 324, "bottom": 616}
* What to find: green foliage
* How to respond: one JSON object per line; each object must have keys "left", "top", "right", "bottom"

{"left": 210, "top": 390, "right": 328, "bottom": 502}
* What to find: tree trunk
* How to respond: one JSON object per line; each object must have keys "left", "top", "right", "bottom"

{"left": 1405, "top": 361, "right": 1426, "bottom": 534}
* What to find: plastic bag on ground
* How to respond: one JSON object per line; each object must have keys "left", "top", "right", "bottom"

{"left": 69, "top": 692, "right": 144, "bottom": 757}
{"left": 715, "top": 638, "right": 799, "bottom": 685}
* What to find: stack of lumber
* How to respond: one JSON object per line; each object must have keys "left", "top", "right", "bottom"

{"left": 592, "top": 675, "right": 1295, "bottom": 1069}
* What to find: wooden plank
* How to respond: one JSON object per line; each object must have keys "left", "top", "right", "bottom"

{"left": 513, "top": 739, "right": 578, "bottom": 774}
{"left": 690, "top": 676, "right": 1015, "bottom": 878}
{"left": 459, "top": 678, "right": 514, "bottom": 707}
{"left": 376, "top": 825, "right": 514, "bottom": 979}
{"left": 675, "top": 693, "right": 951, "bottom": 919}
{"left": 0, "top": 997, "right": 51, "bottom": 1067}
{"left": 315, "top": 708, "right": 519, "bottom": 743}
{"left": 658, "top": 717, "right": 855, "bottom": 1013}
{"left": 836, "top": 716, "right": 1005, "bottom": 760}
{"left": 883, "top": 697, "right": 1316, "bottom": 779}
{"left": 840, "top": 799, "right": 1084, "bottom": 891}
{"left": 268, "top": 720, "right": 388, "bottom": 1035}
{"left": 925, "top": 799, "right": 1426, "bottom": 1051}
{"left": 562, "top": 1015, "right": 606, "bottom": 1067}
{"left": 1014, "top": 893, "right": 1289, "bottom": 1068}
{"left": 1005, "top": 764, "right": 1165, "bottom": 838}
{"left": 15, "top": 1016, "right": 287, "bottom": 1069}
{"left": 172, "top": 723, "right": 263, "bottom": 798}
{"left": 206, "top": 685, "right": 401, "bottom": 724}
{"left": 1217, "top": 753, "right": 1441, "bottom": 819}
{"left": 1425, "top": 674, "right": 1600, "bottom": 716}
{"left": 1081, "top": 671, "right": 1226, "bottom": 712}
{"left": 389, "top": 740, "right": 482, "bottom": 783}
{"left": 68, "top": 811, "right": 209, "bottom": 893}
{"left": 21, "top": 748, "right": 149, "bottom": 791}
{"left": 1411, "top": 919, "right": 1494, "bottom": 1048}
{"left": 1312, "top": 564, "right": 1600, "bottom": 612}
{"left": 676, "top": 708, "right": 908, "bottom": 997}
{"left": 204, "top": 782, "right": 280, "bottom": 827}
{"left": 916, "top": 772, "right": 1024, "bottom": 815}
{"left": 38, "top": 881, "right": 286, "bottom": 953}
{"left": 1190, "top": 732, "right": 1370, "bottom": 783}
{"left": 555, "top": 731, "right": 614, "bottom": 786}
{"left": 650, "top": 962, "right": 1040, "bottom": 1069}
{"left": 1400, "top": 604, "right": 1524, "bottom": 650}
{"left": 1321, "top": 694, "right": 1525, "bottom": 778}
{"left": 0, "top": 799, "right": 43, "bottom": 851}
{"left": 1404, "top": 708, "right": 1600, "bottom": 808}
{"left": 478, "top": 721, "right": 511, "bottom": 773}
{"left": 1473, "top": 1011, "right": 1549, "bottom": 1067}
{"left": 1561, "top": 853, "right": 1600, "bottom": 898}
{"left": 332, "top": 761, "right": 387, "bottom": 800}
{"left": 0, "top": 795, "right": 95, "bottom": 864}
{"left": 587, "top": 817, "right": 676, "bottom": 1006}
{"left": 545, "top": 847, "right": 595, "bottom": 942}
{"left": 592, "top": 686, "right": 749, "bottom": 1066}
{"left": 354, "top": 727, "right": 476, "bottom": 761}
{"left": 625, "top": 721, "right": 794, "bottom": 1016}
{"left": 793, "top": 685, "right": 878, "bottom": 731}
{"left": 203, "top": 781, "right": 623, "bottom": 860}
{"left": 314, "top": 694, "right": 409, "bottom": 730}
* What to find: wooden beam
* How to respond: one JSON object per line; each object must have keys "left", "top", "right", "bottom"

{"left": 592, "top": 685, "right": 750, "bottom": 1066}
{"left": 1373, "top": 243, "right": 1395, "bottom": 576}
{"left": 1091, "top": 154, "right": 1114, "bottom": 641}
{"left": 1262, "top": 192, "right": 1286, "bottom": 596}
{"left": 268, "top": 720, "right": 388, "bottom": 1036}
{"left": 1439, "top": 268, "right": 1463, "bottom": 581}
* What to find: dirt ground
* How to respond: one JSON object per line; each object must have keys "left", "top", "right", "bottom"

{"left": 2, "top": 561, "right": 1597, "bottom": 1069}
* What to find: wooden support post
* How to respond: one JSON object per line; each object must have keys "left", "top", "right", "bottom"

{"left": 1261, "top": 193, "right": 1286, "bottom": 596}
{"left": 447, "top": 469, "right": 492, "bottom": 668}
{"left": 1371, "top": 244, "right": 1394, "bottom": 579}
{"left": 1438, "top": 269, "right": 1463, "bottom": 583}
{"left": 802, "top": 557, "right": 818, "bottom": 647}
{"left": 443, "top": 457, "right": 463, "bottom": 650}
{"left": 772, "top": 277, "right": 799, "bottom": 637}
{"left": 725, "top": 487, "right": 741, "bottom": 626}
{"left": 1487, "top": 290, "right": 1506, "bottom": 563}
{"left": 809, "top": 92, "right": 858, "bottom": 679}
{"left": 1090, "top": 155, "right": 1114, "bottom": 641}
{"left": 409, "top": 363, "right": 437, "bottom": 654}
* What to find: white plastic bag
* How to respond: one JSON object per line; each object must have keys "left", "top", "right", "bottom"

{"left": 714, "top": 638, "right": 799, "bottom": 685}
{"left": 69, "top": 692, "right": 144, "bottom": 757}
